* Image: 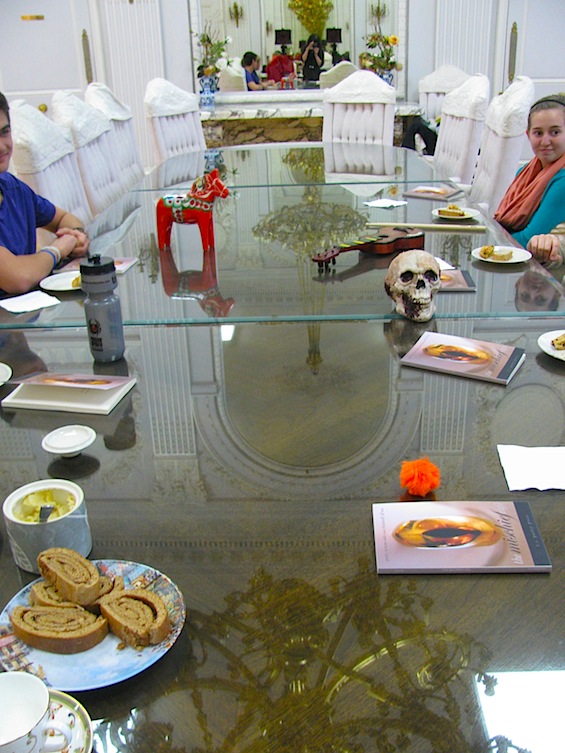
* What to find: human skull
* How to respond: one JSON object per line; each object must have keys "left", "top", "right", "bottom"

{"left": 384, "top": 250, "right": 441, "bottom": 322}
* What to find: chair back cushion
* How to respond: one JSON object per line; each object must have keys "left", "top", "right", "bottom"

{"left": 9, "top": 100, "right": 92, "bottom": 224}
{"left": 323, "top": 101, "right": 395, "bottom": 145}
{"left": 319, "top": 61, "right": 358, "bottom": 89}
{"left": 218, "top": 65, "right": 246, "bottom": 92}
{"left": 433, "top": 113, "right": 484, "bottom": 183}
{"left": 468, "top": 76, "right": 535, "bottom": 211}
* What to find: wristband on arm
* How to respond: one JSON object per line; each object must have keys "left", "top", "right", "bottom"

{"left": 39, "top": 245, "right": 62, "bottom": 269}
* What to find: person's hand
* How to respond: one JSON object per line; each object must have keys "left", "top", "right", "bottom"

{"left": 55, "top": 227, "right": 90, "bottom": 257}
{"left": 527, "top": 234, "right": 563, "bottom": 266}
{"left": 51, "top": 233, "right": 78, "bottom": 261}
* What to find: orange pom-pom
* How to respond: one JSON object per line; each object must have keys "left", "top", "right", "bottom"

{"left": 399, "top": 457, "right": 441, "bottom": 497}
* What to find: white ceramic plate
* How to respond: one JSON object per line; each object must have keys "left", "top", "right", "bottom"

{"left": 39, "top": 271, "right": 81, "bottom": 292}
{"left": 537, "top": 330, "right": 565, "bottom": 362}
{"left": 432, "top": 207, "right": 481, "bottom": 221}
{"left": 0, "top": 362, "right": 12, "bottom": 386}
{"left": 0, "top": 560, "right": 186, "bottom": 691}
{"left": 41, "top": 425, "right": 97, "bottom": 457}
{"left": 49, "top": 689, "right": 93, "bottom": 753}
{"left": 471, "top": 246, "right": 531, "bottom": 264}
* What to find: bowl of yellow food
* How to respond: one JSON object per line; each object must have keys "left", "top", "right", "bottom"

{"left": 2, "top": 479, "right": 92, "bottom": 573}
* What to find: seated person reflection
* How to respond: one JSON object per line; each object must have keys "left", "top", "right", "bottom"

{"left": 494, "top": 94, "right": 565, "bottom": 248}
{"left": 0, "top": 92, "right": 90, "bottom": 295}
{"left": 241, "top": 52, "right": 275, "bottom": 91}
{"left": 301, "top": 34, "right": 323, "bottom": 84}
{"left": 514, "top": 269, "right": 561, "bottom": 312}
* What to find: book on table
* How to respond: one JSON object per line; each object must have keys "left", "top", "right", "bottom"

{"left": 1, "top": 373, "right": 136, "bottom": 415}
{"left": 55, "top": 257, "right": 138, "bottom": 275}
{"left": 372, "top": 500, "right": 552, "bottom": 574}
{"left": 439, "top": 268, "right": 476, "bottom": 292}
{"left": 400, "top": 331, "right": 525, "bottom": 385}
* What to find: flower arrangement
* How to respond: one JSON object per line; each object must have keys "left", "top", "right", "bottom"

{"left": 194, "top": 23, "right": 232, "bottom": 77}
{"left": 360, "top": 2, "right": 402, "bottom": 73}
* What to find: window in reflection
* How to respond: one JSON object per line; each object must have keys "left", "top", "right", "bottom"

{"left": 477, "top": 670, "right": 564, "bottom": 752}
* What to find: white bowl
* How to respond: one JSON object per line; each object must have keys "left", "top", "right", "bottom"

{"left": 42, "top": 425, "right": 96, "bottom": 457}
{"left": 2, "top": 479, "right": 92, "bottom": 573}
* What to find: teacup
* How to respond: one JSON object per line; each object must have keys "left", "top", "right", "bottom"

{"left": 0, "top": 672, "right": 73, "bottom": 753}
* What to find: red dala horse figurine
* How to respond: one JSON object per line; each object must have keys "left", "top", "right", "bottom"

{"left": 156, "top": 168, "right": 229, "bottom": 251}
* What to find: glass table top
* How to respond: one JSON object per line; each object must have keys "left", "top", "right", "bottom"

{"left": 2, "top": 153, "right": 564, "bottom": 330}
{"left": 133, "top": 143, "right": 449, "bottom": 192}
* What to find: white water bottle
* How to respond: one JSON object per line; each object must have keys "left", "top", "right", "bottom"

{"left": 80, "top": 255, "right": 125, "bottom": 362}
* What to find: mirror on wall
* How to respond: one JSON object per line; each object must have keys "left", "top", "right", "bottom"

{"left": 199, "top": 0, "right": 406, "bottom": 96}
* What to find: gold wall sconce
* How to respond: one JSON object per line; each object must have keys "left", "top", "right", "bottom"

{"left": 228, "top": 2, "right": 244, "bottom": 27}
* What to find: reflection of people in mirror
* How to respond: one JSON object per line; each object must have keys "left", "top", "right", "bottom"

{"left": 515, "top": 269, "right": 561, "bottom": 312}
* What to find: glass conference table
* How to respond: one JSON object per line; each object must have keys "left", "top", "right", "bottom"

{"left": 0, "top": 145, "right": 563, "bottom": 753}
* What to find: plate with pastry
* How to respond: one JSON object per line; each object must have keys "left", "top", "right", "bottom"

{"left": 39, "top": 271, "right": 82, "bottom": 292}
{"left": 537, "top": 330, "right": 565, "bottom": 362}
{"left": 432, "top": 205, "right": 481, "bottom": 221}
{"left": 471, "top": 245, "right": 531, "bottom": 264}
{"left": 0, "top": 552, "right": 186, "bottom": 691}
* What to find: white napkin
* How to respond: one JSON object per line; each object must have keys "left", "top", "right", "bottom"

{"left": 0, "top": 291, "right": 60, "bottom": 313}
{"left": 364, "top": 198, "right": 407, "bottom": 208}
{"left": 497, "top": 444, "right": 565, "bottom": 490}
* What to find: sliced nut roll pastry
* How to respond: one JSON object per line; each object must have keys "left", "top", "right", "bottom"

{"left": 86, "top": 575, "right": 125, "bottom": 614}
{"left": 99, "top": 588, "right": 171, "bottom": 647}
{"left": 10, "top": 604, "right": 108, "bottom": 654}
{"left": 29, "top": 579, "right": 75, "bottom": 608}
{"left": 37, "top": 547, "right": 100, "bottom": 606}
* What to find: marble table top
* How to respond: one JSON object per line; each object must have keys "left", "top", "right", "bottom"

{"left": 201, "top": 90, "right": 422, "bottom": 122}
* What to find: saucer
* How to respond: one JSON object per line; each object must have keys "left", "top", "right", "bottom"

{"left": 0, "top": 362, "right": 12, "bottom": 386}
{"left": 49, "top": 689, "right": 93, "bottom": 753}
{"left": 42, "top": 425, "right": 96, "bottom": 457}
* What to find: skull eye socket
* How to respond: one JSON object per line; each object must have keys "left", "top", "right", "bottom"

{"left": 400, "top": 271, "right": 414, "bottom": 283}
{"left": 424, "top": 270, "right": 439, "bottom": 282}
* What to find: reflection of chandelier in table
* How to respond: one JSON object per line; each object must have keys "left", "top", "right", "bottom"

{"left": 133, "top": 558, "right": 501, "bottom": 753}
{"left": 253, "top": 183, "right": 368, "bottom": 373}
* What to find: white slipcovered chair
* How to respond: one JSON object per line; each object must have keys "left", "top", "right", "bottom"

{"left": 319, "top": 60, "right": 358, "bottom": 89}
{"left": 218, "top": 62, "right": 246, "bottom": 92}
{"left": 84, "top": 82, "right": 144, "bottom": 191}
{"left": 8, "top": 99, "right": 92, "bottom": 227}
{"left": 322, "top": 70, "right": 396, "bottom": 145}
{"left": 418, "top": 65, "right": 470, "bottom": 122}
{"left": 144, "top": 78, "right": 206, "bottom": 165}
{"left": 432, "top": 73, "right": 490, "bottom": 184}
{"left": 468, "top": 75, "right": 536, "bottom": 213}
{"left": 51, "top": 90, "right": 124, "bottom": 216}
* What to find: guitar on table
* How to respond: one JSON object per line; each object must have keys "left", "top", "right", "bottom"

{"left": 311, "top": 227, "right": 425, "bottom": 273}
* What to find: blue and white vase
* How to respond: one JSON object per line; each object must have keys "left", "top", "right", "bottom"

{"left": 199, "top": 74, "right": 218, "bottom": 110}
{"left": 378, "top": 69, "right": 395, "bottom": 87}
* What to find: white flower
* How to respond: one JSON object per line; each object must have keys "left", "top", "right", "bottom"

{"left": 226, "top": 36, "right": 233, "bottom": 44}
{"left": 216, "top": 57, "right": 229, "bottom": 71}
